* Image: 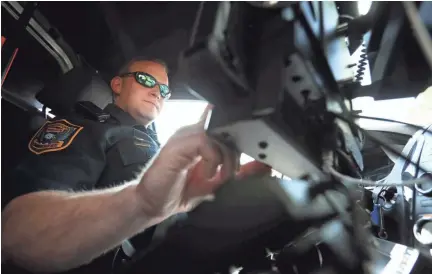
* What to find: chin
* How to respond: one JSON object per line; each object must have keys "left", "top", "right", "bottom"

{"left": 138, "top": 110, "right": 158, "bottom": 123}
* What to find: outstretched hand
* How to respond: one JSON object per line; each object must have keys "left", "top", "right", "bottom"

{"left": 136, "top": 105, "right": 271, "bottom": 220}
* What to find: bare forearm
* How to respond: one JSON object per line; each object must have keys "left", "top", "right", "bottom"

{"left": 1, "top": 183, "right": 159, "bottom": 273}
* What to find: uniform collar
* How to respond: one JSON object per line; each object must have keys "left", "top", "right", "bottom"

{"left": 104, "top": 103, "right": 141, "bottom": 127}
{"left": 104, "top": 104, "right": 160, "bottom": 145}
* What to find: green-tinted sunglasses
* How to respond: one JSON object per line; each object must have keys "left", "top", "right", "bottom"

{"left": 120, "top": 71, "right": 171, "bottom": 99}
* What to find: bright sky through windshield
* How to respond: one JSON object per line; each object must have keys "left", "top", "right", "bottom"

{"left": 154, "top": 100, "right": 255, "bottom": 165}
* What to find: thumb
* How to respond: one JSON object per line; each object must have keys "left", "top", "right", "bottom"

{"left": 236, "top": 161, "right": 272, "bottom": 180}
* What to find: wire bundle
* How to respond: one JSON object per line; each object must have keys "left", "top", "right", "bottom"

{"left": 326, "top": 113, "right": 431, "bottom": 187}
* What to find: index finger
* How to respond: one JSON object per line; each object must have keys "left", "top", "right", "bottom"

{"left": 198, "top": 104, "right": 214, "bottom": 129}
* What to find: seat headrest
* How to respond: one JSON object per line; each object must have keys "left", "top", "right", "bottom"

{"left": 36, "top": 67, "right": 113, "bottom": 116}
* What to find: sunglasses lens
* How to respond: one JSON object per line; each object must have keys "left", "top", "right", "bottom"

{"left": 159, "top": 85, "right": 171, "bottom": 99}
{"left": 137, "top": 73, "right": 156, "bottom": 88}
{"left": 135, "top": 72, "right": 170, "bottom": 99}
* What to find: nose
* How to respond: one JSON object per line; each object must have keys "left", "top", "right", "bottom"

{"left": 149, "top": 87, "right": 161, "bottom": 99}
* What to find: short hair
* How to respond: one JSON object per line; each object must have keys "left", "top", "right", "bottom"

{"left": 117, "top": 56, "right": 169, "bottom": 76}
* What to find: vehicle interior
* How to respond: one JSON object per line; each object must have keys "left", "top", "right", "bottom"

{"left": 2, "top": 1, "right": 432, "bottom": 274}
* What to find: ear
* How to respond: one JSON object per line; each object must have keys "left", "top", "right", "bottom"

{"left": 110, "top": 76, "right": 122, "bottom": 96}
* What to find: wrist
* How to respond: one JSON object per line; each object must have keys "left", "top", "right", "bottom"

{"left": 115, "top": 184, "right": 155, "bottom": 230}
{"left": 121, "top": 183, "right": 165, "bottom": 228}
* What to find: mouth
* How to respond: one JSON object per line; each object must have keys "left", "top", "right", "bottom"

{"left": 143, "top": 100, "right": 159, "bottom": 111}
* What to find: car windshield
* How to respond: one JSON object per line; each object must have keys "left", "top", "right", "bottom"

{"left": 353, "top": 87, "right": 432, "bottom": 129}
{"left": 154, "top": 100, "right": 260, "bottom": 165}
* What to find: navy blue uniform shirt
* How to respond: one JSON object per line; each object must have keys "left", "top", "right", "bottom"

{"left": 4, "top": 103, "right": 160, "bottom": 274}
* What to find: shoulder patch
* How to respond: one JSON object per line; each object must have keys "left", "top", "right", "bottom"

{"left": 29, "top": 119, "right": 84, "bottom": 155}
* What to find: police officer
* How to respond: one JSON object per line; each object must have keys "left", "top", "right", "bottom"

{"left": 2, "top": 58, "right": 269, "bottom": 274}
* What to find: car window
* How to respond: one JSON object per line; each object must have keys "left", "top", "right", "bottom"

{"left": 154, "top": 100, "right": 208, "bottom": 145}
{"left": 154, "top": 100, "right": 284, "bottom": 178}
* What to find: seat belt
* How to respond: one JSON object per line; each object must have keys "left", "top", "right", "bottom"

{"left": 121, "top": 213, "right": 188, "bottom": 258}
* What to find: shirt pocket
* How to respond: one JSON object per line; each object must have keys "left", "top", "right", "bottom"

{"left": 116, "top": 139, "right": 158, "bottom": 166}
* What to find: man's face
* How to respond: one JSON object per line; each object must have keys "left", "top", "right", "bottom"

{"left": 111, "top": 60, "right": 169, "bottom": 126}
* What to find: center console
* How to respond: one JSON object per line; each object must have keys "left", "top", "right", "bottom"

{"left": 412, "top": 127, "right": 432, "bottom": 251}
{"left": 375, "top": 126, "right": 432, "bottom": 250}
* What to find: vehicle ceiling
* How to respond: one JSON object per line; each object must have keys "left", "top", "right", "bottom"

{"left": 36, "top": 2, "right": 201, "bottom": 77}
{"left": 2, "top": 1, "right": 209, "bottom": 102}
{"left": 3, "top": 1, "right": 361, "bottom": 103}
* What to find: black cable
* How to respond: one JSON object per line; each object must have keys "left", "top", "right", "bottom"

{"left": 377, "top": 189, "right": 387, "bottom": 197}
{"left": 377, "top": 196, "right": 386, "bottom": 203}
{"left": 111, "top": 247, "right": 121, "bottom": 274}
{"left": 294, "top": 5, "right": 350, "bottom": 116}
{"left": 355, "top": 44, "right": 368, "bottom": 83}
{"left": 329, "top": 166, "right": 428, "bottom": 186}
{"left": 336, "top": 148, "right": 362, "bottom": 179}
{"left": 334, "top": 113, "right": 431, "bottom": 174}
{"left": 376, "top": 188, "right": 387, "bottom": 204}
{"left": 352, "top": 115, "right": 432, "bottom": 134}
